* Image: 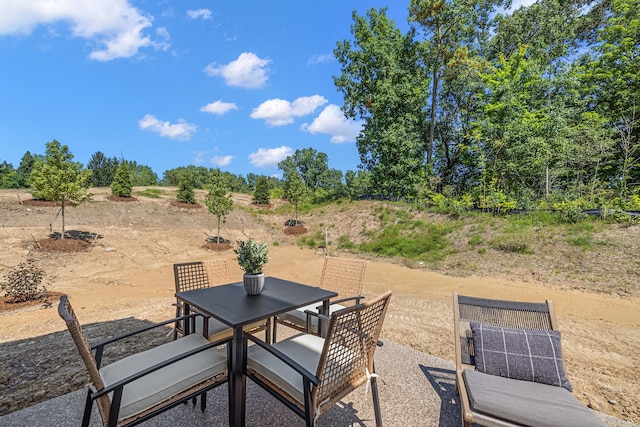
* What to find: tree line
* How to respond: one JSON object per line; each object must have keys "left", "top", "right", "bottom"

{"left": 0, "top": 143, "right": 373, "bottom": 202}
{"left": 334, "top": 0, "right": 639, "bottom": 211}
{"left": 2, "top": 0, "right": 638, "bottom": 215}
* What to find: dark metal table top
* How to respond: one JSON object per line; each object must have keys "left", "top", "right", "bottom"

{"left": 175, "top": 276, "right": 337, "bottom": 327}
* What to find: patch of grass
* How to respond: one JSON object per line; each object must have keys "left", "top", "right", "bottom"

{"left": 337, "top": 235, "right": 356, "bottom": 250}
{"left": 566, "top": 235, "right": 594, "bottom": 249}
{"left": 489, "top": 234, "right": 533, "bottom": 254}
{"left": 359, "top": 222, "right": 457, "bottom": 263}
{"left": 298, "top": 230, "right": 324, "bottom": 248}
{"left": 134, "top": 188, "right": 165, "bottom": 198}
{"left": 468, "top": 234, "right": 483, "bottom": 247}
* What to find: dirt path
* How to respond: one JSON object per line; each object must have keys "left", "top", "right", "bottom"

{"left": 0, "top": 189, "right": 638, "bottom": 422}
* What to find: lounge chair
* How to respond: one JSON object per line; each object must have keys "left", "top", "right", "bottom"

{"left": 453, "top": 292, "right": 607, "bottom": 427}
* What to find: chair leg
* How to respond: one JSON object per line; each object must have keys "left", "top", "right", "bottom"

{"left": 200, "top": 391, "right": 207, "bottom": 411}
{"left": 371, "top": 376, "right": 383, "bottom": 427}
{"left": 81, "top": 388, "right": 93, "bottom": 427}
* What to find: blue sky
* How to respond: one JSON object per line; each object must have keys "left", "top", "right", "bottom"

{"left": 0, "top": 0, "right": 534, "bottom": 180}
{"left": 0, "top": 1, "right": 413, "bottom": 179}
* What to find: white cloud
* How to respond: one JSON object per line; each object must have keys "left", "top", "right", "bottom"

{"left": 200, "top": 100, "right": 239, "bottom": 115}
{"left": 249, "top": 146, "right": 293, "bottom": 168}
{"left": 210, "top": 155, "right": 233, "bottom": 167}
{"left": 250, "top": 95, "right": 327, "bottom": 127}
{"left": 307, "top": 53, "right": 333, "bottom": 65}
{"left": 301, "top": 104, "right": 362, "bottom": 143}
{"left": 138, "top": 114, "right": 197, "bottom": 141}
{"left": 203, "top": 52, "right": 270, "bottom": 89}
{"left": 186, "top": 9, "right": 212, "bottom": 20}
{"left": 0, "top": 0, "right": 165, "bottom": 61}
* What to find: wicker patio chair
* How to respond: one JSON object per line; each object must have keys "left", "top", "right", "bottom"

{"left": 453, "top": 292, "right": 607, "bottom": 427}
{"left": 246, "top": 291, "right": 392, "bottom": 427}
{"left": 58, "top": 295, "right": 229, "bottom": 427}
{"left": 173, "top": 260, "right": 268, "bottom": 342}
{"left": 273, "top": 256, "right": 366, "bottom": 341}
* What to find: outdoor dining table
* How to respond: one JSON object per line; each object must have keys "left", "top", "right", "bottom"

{"left": 175, "top": 276, "right": 338, "bottom": 427}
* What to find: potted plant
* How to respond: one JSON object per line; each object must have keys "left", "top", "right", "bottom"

{"left": 235, "top": 238, "right": 269, "bottom": 295}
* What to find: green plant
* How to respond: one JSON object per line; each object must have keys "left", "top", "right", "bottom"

{"left": 337, "top": 235, "right": 356, "bottom": 250}
{"left": 110, "top": 163, "right": 133, "bottom": 197}
{"left": 135, "top": 188, "right": 164, "bottom": 198}
{"left": 235, "top": 238, "right": 269, "bottom": 274}
{"left": 252, "top": 176, "right": 271, "bottom": 205}
{"left": 1, "top": 260, "right": 48, "bottom": 303}
{"left": 468, "top": 234, "right": 483, "bottom": 246}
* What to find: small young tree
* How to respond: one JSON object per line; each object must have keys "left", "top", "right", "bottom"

{"left": 30, "top": 140, "right": 92, "bottom": 239}
{"left": 110, "top": 162, "right": 133, "bottom": 197}
{"left": 176, "top": 172, "right": 196, "bottom": 204}
{"left": 205, "top": 172, "right": 233, "bottom": 243}
{"left": 252, "top": 175, "right": 271, "bottom": 205}
{"left": 284, "top": 171, "right": 308, "bottom": 223}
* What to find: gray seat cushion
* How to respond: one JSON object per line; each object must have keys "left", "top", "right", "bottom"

{"left": 194, "top": 316, "right": 264, "bottom": 343}
{"left": 278, "top": 303, "right": 345, "bottom": 333}
{"left": 100, "top": 333, "right": 227, "bottom": 420}
{"left": 463, "top": 369, "right": 607, "bottom": 427}
{"left": 247, "top": 333, "right": 325, "bottom": 403}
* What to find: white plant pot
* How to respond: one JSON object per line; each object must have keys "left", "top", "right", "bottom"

{"left": 243, "top": 273, "right": 265, "bottom": 295}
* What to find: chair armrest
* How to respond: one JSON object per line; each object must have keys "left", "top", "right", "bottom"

{"left": 91, "top": 313, "right": 201, "bottom": 349}
{"left": 304, "top": 310, "right": 330, "bottom": 334}
{"left": 315, "top": 295, "right": 364, "bottom": 311}
{"left": 91, "top": 313, "right": 206, "bottom": 367}
{"left": 245, "top": 334, "right": 320, "bottom": 386}
{"left": 92, "top": 335, "right": 232, "bottom": 399}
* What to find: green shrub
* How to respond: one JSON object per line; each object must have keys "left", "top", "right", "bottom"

{"left": 176, "top": 178, "right": 196, "bottom": 204}
{"left": 110, "top": 163, "right": 133, "bottom": 197}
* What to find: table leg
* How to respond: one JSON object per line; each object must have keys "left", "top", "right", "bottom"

{"left": 229, "top": 325, "right": 246, "bottom": 427}
{"left": 319, "top": 299, "right": 330, "bottom": 338}
{"left": 183, "top": 303, "right": 191, "bottom": 335}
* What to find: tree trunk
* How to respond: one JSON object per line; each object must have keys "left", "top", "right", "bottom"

{"left": 427, "top": 70, "right": 439, "bottom": 165}
{"left": 61, "top": 200, "right": 66, "bottom": 239}
{"left": 217, "top": 216, "right": 221, "bottom": 241}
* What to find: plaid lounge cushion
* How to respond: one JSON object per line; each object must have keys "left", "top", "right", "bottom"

{"left": 470, "top": 322, "right": 573, "bottom": 391}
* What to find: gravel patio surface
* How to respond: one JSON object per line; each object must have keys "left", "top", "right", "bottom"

{"left": 1, "top": 339, "right": 634, "bottom": 427}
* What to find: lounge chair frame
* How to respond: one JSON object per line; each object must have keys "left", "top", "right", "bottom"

{"left": 454, "top": 292, "right": 559, "bottom": 427}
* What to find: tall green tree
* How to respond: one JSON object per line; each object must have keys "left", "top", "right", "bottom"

{"left": 110, "top": 163, "right": 133, "bottom": 197}
{"left": 252, "top": 175, "right": 271, "bottom": 205}
{"left": 585, "top": 0, "right": 640, "bottom": 195}
{"left": 87, "top": 151, "right": 119, "bottom": 187}
{"left": 283, "top": 171, "right": 308, "bottom": 222}
{"left": 278, "top": 148, "right": 330, "bottom": 191}
{"left": 16, "top": 151, "right": 37, "bottom": 188}
{"left": 205, "top": 170, "right": 233, "bottom": 242}
{"left": 176, "top": 171, "right": 196, "bottom": 204}
{"left": 0, "top": 161, "right": 18, "bottom": 188}
{"left": 409, "top": 0, "right": 508, "bottom": 167}
{"left": 30, "top": 140, "right": 92, "bottom": 239}
{"left": 334, "top": 7, "right": 430, "bottom": 196}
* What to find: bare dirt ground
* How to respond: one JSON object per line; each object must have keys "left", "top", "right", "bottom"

{"left": 0, "top": 188, "right": 638, "bottom": 423}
